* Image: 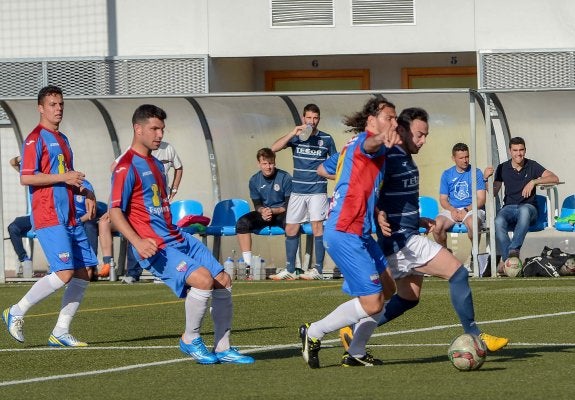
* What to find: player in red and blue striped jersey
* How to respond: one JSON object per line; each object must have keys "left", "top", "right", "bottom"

{"left": 109, "top": 104, "right": 253, "bottom": 365}
{"left": 2, "top": 85, "right": 98, "bottom": 348}
{"left": 300, "top": 97, "right": 401, "bottom": 368}
{"left": 341, "top": 107, "right": 509, "bottom": 357}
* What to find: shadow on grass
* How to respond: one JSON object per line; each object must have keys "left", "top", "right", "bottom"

{"left": 87, "top": 325, "right": 281, "bottom": 345}
{"left": 383, "top": 344, "right": 575, "bottom": 371}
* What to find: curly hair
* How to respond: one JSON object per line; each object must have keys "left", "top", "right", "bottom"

{"left": 342, "top": 96, "right": 396, "bottom": 134}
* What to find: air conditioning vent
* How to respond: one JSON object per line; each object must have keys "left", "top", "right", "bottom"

{"left": 271, "top": 0, "right": 334, "bottom": 27}
{"left": 352, "top": 0, "right": 415, "bottom": 25}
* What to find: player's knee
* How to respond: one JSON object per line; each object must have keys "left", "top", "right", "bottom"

{"left": 187, "top": 267, "right": 215, "bottom": 290}
{"left": 235, "top": 217, "right": 252, "bottom": 233}
{"left": 214, "top": 269, "right": 232, "bottom": 289}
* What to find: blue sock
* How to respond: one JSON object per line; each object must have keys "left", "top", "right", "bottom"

{"left": 314, "top": 235, "right": 325, "bottom": 273}
{"left": 377, "top": 294, "right": 419, "bottom": 327}
{"left": 103, "top": 256, "right": 112, "bottom": 264}
{"left": 285, "top": 235, "right": 299, "bottom": 273}
{"left": 449, "top": 266, "right": 480, "bottom": 335}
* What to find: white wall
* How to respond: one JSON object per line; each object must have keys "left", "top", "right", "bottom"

{"left": 2, "top": 0, "right": 574, "bottom": 60}
{"left": 206, "top": 0, "right": 476, "bottom": 57}
{"left": 115, "top": 0, "right": 209, "bottom": 56}
{"left": 0, "top": 0, "right": 108, "bottom": 58}
{"left": 475, "top": 1, "right": 575, "bottom": 50}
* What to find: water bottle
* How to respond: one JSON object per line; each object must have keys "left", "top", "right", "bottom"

{"left": 237, "top": 258, "right": 246, "bottom": 280}
{"left": 299, "top": 124, "right": 313, "bottom": 141}
{"left": 109, "top": 259, "right": 117, "bottom": 282}
{"left": 223, "top": 257, "right": 235, "bottom": 280}
{"left": 22, "top": 259, "right": 33, "bottom": 279}
{"left": 252, "top": 255, "right": 261, "bottom": 280}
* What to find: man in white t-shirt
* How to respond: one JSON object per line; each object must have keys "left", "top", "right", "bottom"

{"left": 152, "top": 141, "right": 183, "bottom": 201}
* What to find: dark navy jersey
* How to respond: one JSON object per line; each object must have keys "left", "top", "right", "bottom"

{"left": 377, "top": 145, "right": 420, "bottom": 255}
{"left": 286, "top": 130, "right": 337, "bottom": 195}
{"left": 494, "top": 158, "right": 545, "bottom": 207}
{"left": 248, "top": 168, "right": 292, "bottom": 208}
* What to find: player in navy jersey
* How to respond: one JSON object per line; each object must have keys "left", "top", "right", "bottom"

{"left": 235, "top": 147, "right": 292, "bottom": 268}
{"left": 109, "top": 104, "right": 253, "bottom": 365}
{"left": 299, "top": 97, "right": 401, "bottom": 368}
{"left": 2, "top": 85, "right": 98, "bottom": 347}
{"left": 340, "top": 107, "right": 509, "bottom": 357}
{"left": 271, "top": 104, "right": 337, "bottom": 280}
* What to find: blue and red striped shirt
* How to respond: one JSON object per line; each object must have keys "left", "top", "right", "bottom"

{"left": 111, "top": 148, "right": 183, "bottom": 249}
{"left": 324, "top": 131, "right": 387, "bottom": 236}
{"left": 21, "top": 124, "right": 77, "bottom": 230}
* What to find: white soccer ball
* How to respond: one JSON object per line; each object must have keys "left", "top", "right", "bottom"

{"left": 559, "top": 257, "right": 575, "bottom": 276}
{"left": 448, "top": 333, "right": 487, "bottom": 371}
{"left": 504, "top": 256, "right": 523, "bottom": 278}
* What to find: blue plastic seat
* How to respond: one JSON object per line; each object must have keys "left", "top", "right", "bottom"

{"left": 205, "top": 199, "right": 250, "bottom": 237}
{"left": 255, "top": 225, "right": 286, "bottom": 235}
{"left": 529, "top": 194, "right": 549, "bottom": 232}
{"left": 170, "top": 199, "right": 205, "bottom": 235}
{"left": 170, "top": 199, "right": 204, "bottom": 224}
{"left": 554, "top": 195, "right": 575, "bottom": 232}
{"left": 204, "top": 199, "right": 251, "bottom": 258}
{"left": 418, "top": 196, "right": 439, "bottom": 234}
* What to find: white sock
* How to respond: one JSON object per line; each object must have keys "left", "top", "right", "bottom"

{"left": 211, "top": 287, "right": 233, "bottom": 352}
{"left": 242, "top": 251, "right": 252, "bottom": 266}
{"left": 348, "top": 308, "right": 386, "bottom": 358}
{"left": 183, "top": 287, "right": 212, "bottom": 343}
{"left": 52, "top": 278, "right": 89, "bottom": 337}
{"left": 308, "top": 298, "right": 369, "bottom": 340}
{"left": 12, "top": 273, "right": 66, "bottom": 316}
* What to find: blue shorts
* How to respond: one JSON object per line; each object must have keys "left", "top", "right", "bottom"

{"left": 324, "top": 229, "right": 387, "bottom": 297}
{"left": 35, "top": 224, "right": 98, "bottom": 272}
{"left": 138, "top": 232, "right": 224, "bottom": 298}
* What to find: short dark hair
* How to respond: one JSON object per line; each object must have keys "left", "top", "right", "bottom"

{"left": 132, "top": 104, "right": 167, "bottom": 125}
{"left": 452, "top": 142, "right": 469, "bottom": 155}
{"left": 342, "top": 96, "right": 396, "bottom": 134}
{"left": 37, "top": 85, "right": 63, "bottom": 104}
{"left": 397, "top": 107, "right": 429, "bottom": 132}
{"left": 509, "top": 136, "right": 526, "bottom": 148}
{"left": 257, "top": 147, "right": 275, "bottom": 162}
{"left": 303, "top": 103, "right": 320, "bottom": 116}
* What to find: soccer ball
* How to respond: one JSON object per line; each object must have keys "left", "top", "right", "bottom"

{"left": 504, "top": 256, "right": 523, "bottom": 278}
{"left": 559, "top": 257, "right": 575, "bottom": 276}
{"left": 447, "top": 333, "right": 487, "bottom": 371}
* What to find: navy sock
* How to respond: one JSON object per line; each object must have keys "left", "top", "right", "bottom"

{"left": 313, "top": 235, "right": 325, "bottom": 273}
{"left": 449, "top": 266, "right": 480, "bottom": 335}
{"left": 103, "top": 256, "right": 112, "bottom": 264}
{"left": 378, "top": 294, "right": 419, "bottom": 327}
{"left": 285, "top": 235, "right": 299, "bottom": 273}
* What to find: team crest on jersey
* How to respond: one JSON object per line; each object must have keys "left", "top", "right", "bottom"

{"left": 370, "top": 273, "right": 381, "bottom": 285}
{"left": 274, "top": 183, "right": 280, "bottom": 191}
{"left": 318, "top": 139, "right": 324, "bottom": 146}
{"left": 58, "top": 252, "right": 70, "bottom": 263}
{"left": 75, "top": 195, "right": 84, "bottom": 203}
{"left": 176, "top": 261, "right": 188, "bottom": 272}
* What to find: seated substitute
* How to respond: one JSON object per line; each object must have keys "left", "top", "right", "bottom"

{"left": 433, "top": 143, "right": 488, "bottom": 249}
{"left": 490, "top": 136, "right": 559, "bottom": 271}
{"left": 236, "top": 147, "right": 292, "bottom": 269}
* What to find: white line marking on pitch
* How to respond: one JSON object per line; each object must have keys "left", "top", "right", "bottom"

{"left": 0, "top": 310, "right": 573, "bottom": 387}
